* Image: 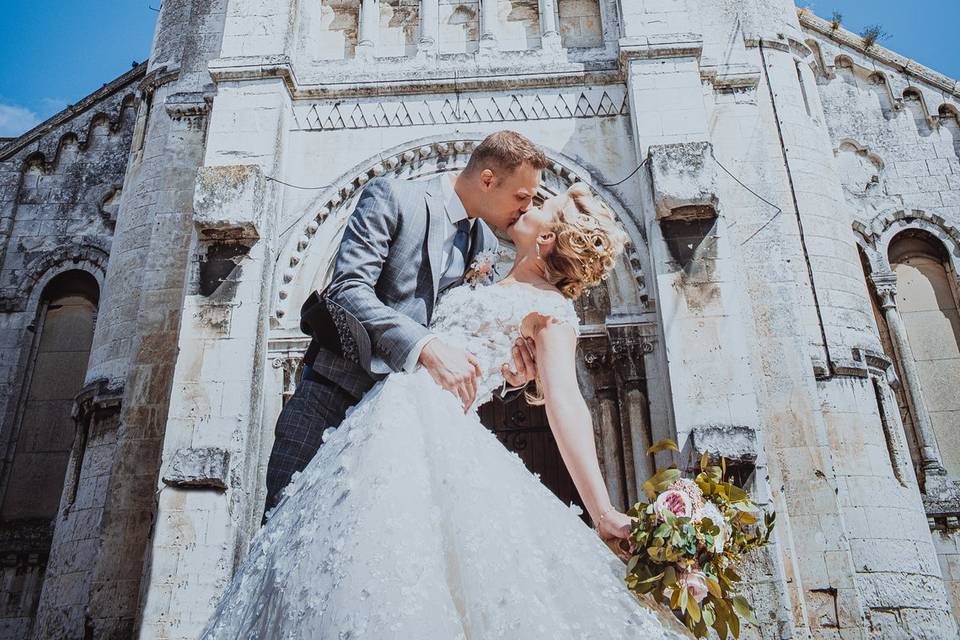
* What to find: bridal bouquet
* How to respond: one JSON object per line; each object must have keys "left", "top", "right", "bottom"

{"left": 624, "top": 440, "right": 775, "bottom": 639}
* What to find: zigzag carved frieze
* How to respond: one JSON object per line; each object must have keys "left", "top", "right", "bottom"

{"left": 293, "top": 87, "right": 630, "bottom": 131}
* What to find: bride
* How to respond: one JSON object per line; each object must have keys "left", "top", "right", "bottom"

{"left": 201, "top": 183, "right": 689, "bottom": 639}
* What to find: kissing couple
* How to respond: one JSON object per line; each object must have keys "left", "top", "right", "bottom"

{"left": 202, "top": 131, "right": 689, "bottom": 639}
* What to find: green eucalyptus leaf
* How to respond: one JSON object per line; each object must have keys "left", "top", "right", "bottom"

{"left": 706, "top": 577, "right": 723, "bottom": 599}
{"left": 713, "top": 612, "right": 728, "bottom": 640}
{"left": 688, "top": 596, "right": 702, "bottom": 623}
{"left": 732, "top": 596, "right": 758, "bottom": 625}
{"left": 647, "top": 439, "right": 680, "bottom": 455}
{"left": 702, "top": 602, "right": 716, "bottom": 627}
{"left": 639, "top": 571, "right": 665, "bottom": 585}
{"left": 663, "top": 565, "right": 677, "bottom": 587}
{"left": 729, "top": 610, "right": 740, "bottom": 639}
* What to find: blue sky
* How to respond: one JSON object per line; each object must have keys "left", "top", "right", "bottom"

{"left": 0, "top": 2, "right": 957, "bottom": 137}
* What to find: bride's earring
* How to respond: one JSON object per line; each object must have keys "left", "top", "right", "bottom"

{"left": 535, "top": 242, "right": 542, "bottom": 260}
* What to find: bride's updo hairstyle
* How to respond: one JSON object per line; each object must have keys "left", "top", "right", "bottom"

{"left": 543, "top": 183, "right": 628, "bottom": 299}
{"left": 524, "top": 184, "right": 627, "bottom": 406}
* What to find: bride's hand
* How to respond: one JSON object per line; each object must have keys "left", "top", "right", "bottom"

{"left": 596, "top": 508, "right": 634, "bottom": 563}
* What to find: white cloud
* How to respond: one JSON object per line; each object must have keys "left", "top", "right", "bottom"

{"left": 37, "top": 98, "right": 69, "bottom": 119}
{"left": 0, "top": 102, "right": 41, "bottom": 138}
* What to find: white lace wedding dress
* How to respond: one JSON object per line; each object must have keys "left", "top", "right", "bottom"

{"left": 201, "top": 282, "right": 688, "bottom": 639}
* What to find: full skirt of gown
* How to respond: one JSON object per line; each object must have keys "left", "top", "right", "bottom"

{"left": 200, "top": 367, "right": 689, "bottom": 639}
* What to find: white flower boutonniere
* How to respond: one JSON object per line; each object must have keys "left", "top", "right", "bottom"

{"left": 464, "top": 249, "right": 502, "bottom": 287}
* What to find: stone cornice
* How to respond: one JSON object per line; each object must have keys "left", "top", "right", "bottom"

{"left": 208, "top": 55, "right": 622, "bottom": 100}
{"left": 798, "top": 9, "right": 960, "bottom": 100}
{"left": 617, "top": 35, "right": 703, "bottom": 66}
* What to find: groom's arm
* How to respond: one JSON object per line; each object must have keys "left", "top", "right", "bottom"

{"left": 325, "top": 179, "right": 431, "bottom": 372}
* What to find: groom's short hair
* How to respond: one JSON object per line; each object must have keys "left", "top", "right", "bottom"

{"left": 464, "top": 131, "right": 549, "bottom": 176}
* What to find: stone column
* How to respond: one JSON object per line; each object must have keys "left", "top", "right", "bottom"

{"left": 479, "top": 0, "right": 499, "bottom": 51}
{"left": 609, "top": 324, "right": 656, "bottom": 504}
{"left": 581, "top": 336, "right": 628, "bottom": 511}
{"left": 538, "top": 0, "right": 561, "bottom": 50}
{"left": 357, "top": 0, "right": 379, "bottom": 58}
{"left": 871, "top": 271, "right": 946, "bottom": 474}
{"left": 418, "top": 0, "right": 439, "bottom": 56}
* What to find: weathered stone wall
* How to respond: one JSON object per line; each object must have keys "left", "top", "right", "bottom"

{"left": 2, "top": 1, "right": 957, "bottom": 638}
{"left": 802, "top": 9, "right": 960, "bottom": 628}
{"left": 137, "top": 1, "right": 960, "bottom": 638}
{"left": 0, "top": 65, "right": 141, "bottom": 640}
{"left": 27, "top": 0, "right": 229, "bottom": 637}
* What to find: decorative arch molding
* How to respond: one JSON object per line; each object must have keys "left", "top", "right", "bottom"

{"left": 8, "top": 95, "right": 137, "bottom": 173}
{"left": 854, "top": 208, "right": 960, "bottom": 275}
{"left": 902, "top": 87, "right": 937, "bottom": 128}
{"left": 939, "top": 103, "right": 960, "bottom": 121}
{"left": 835, "top": 138, "right": 885, "bottom": 170}
{"left": 2, "top": 242, "right": 110, "bottom": 313}
{"left": 271, "top": 135, "right": 651, "bottom": 325}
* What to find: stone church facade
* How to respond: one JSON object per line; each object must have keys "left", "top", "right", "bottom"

{"left": 1, "top": 1, "right": 959, "bottom": 638}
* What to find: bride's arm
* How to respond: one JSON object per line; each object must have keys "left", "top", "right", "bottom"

{"left": 523, "top": 313, "right": 633, "bottom": 548}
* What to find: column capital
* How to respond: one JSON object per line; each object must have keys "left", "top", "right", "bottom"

{"left": 870, "top": 271, "right": 898, "bottom": 309}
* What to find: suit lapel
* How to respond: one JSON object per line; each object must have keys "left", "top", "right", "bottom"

{"left": 424, "top": 177, "right": 447, "bottom": 302}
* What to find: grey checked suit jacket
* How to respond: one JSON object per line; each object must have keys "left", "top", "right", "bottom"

{"left": 307, "top": 175, "right": 498, "bottom": 398}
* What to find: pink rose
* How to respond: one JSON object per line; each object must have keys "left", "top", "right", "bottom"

{"left": 679, "top": 568, "right": 709, "bottom": 604}
{"left": 654, "top": 489, "right": 693, "bottom": 520}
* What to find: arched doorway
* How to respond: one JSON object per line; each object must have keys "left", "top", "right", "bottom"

{"left": 888, "top": 231, "right": 960, "bottom": 476}
{"left": 0, "top": 269, "right": 99, "bottom": 633}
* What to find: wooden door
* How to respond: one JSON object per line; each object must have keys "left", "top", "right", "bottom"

{"left": 478, "top": 393, "right": 588, "bottom": 523}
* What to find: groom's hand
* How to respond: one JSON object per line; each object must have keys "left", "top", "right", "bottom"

{"left": 418, "top": 338, "right": 483, "bottom": 410}
{"left": 501, "top": 337, "right": 537, "bottom": 387}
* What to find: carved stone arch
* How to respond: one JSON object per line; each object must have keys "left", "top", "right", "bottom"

{"left": 787, "top": 37, "right": 814, "bottom": 62}
{"left": 834, "top": 54, "right": 854, "bottom": 70}
{"left": 271, "top": 134, "right": 652, "bottom": 327}
{"left": 939, "top": 103, "right": 960, "bottom": 122}
{"left": 902, "top": 87, "right": 930, "bottom": 111}
{"left": 12, "top": 242, "right": 109, "bottom": 314}
{"left": 10, "top": 95, "right": 138, "bottom": 174}
{"left": 852, "top": 229, "right": 886, "bottom": 277}
{"left": 902, "top": 86, "right": 935, "bottom": 133}
{"left": 803, "top": 38, "right": 829, "bottom": 78}
{"left": 854, "top": 208, "right": 960, "bottom": 277}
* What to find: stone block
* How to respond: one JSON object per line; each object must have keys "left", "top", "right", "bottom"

{"left": 689, "top": 423, "right": 758, "bottom": 464}
{"left": 648, "top": 141, "right": 719, "bottom": 221}
{"left": 193, "top": 164, "right": 265, "bottom": 240}
{"left": 161, "top": 447, "right": 230, "bottom": 491}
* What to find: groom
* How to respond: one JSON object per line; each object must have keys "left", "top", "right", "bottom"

{"left": 264, "top": 131, "right": 551, "bottom": 514}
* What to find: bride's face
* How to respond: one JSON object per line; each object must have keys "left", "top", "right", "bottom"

{"left": 507, "top": 193, "right": 564, "bottom": 252}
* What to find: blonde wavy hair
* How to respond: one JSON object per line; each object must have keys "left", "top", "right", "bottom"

{"left": 525, "top": 183, "right": 628, "bottom": 404}
{"left": 542, "top": 182, "right": 628, "bottom": 300}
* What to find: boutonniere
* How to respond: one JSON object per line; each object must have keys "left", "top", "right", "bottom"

{"left": 464, "top": 249, "right": 502, "bottom": 287}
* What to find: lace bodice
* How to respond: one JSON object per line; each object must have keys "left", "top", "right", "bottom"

{"left": 429, "top": 281, "right": 580, "bottom": 406}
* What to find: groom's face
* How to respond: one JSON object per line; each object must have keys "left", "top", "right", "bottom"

{"left": 478, "top": 163, "right": 542, "bottom": 231}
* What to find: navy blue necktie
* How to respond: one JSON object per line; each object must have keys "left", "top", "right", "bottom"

{"left": 439, "top": 219, "right": 471, "bottom": 293}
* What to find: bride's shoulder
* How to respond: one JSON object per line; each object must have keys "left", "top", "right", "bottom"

{"left": 514, "top": 286, "right": 579, "bottom": 338}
